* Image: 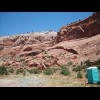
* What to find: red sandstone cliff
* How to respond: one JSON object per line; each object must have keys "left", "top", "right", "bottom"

{"left": 55, "top": 12, "right": 100, "bottom": 43}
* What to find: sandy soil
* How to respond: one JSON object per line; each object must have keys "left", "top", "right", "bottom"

{"left": 0, "top": 71, "right": 99, "bottom": 87}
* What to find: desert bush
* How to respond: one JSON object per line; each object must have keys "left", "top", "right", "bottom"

{"left": 77, "top": 71, "right": 83, "bottom": 78}
{"left": 52, "top": 68, "right": 57, "bottom": 73}
{"left": 60, "top": 66, "right": 70, "bottom": 76}
{"left": 27, "top": 69, "right": 34, "bottom": 74}
{"left": 8, "top": 67, "right": 14, "bottom": 73}
{"left": 95, "top": 59, "right": 100, "bottom": 65}
{"left": 81, "top": 64, "right": 86, "bottom": 69}
{"left": 79, "top": 19, "right": 81, "bottom": 21}
{"left": 16, "top": 69, "right": 24, "bottom": 75}
{"left": 67, "top": 61, "right": 73, "bottom": 66}
{"left": 33, "top": 68, "right": 42, "bottom": 74}
{"left": 84, "top": 60, "right": 92, "bottom": 67}
{"left": 61, "top": 64, "right": 68, "bottom": 68}
{"left": 97, "top": 65, "right": 100, "bottom": 70}
{"left": 0, "top": 66, "right": 8, "bottom": 75}
{"left": 72, "top": 65, "right": 82, "bottom": 72}
{"left": 84, "top": 59, "right": 100, "bottom": 69}
{"left": 43, "top": 67, "right": 54, "bottom": 75}
{"left": 27, "top": 68, "right": 42, "bottom": 74}
{"left": 16, "top": 69, "right": 20, "bottom": 75}
{"left": 95, "top": 59, "right": 100, "bottom": 70}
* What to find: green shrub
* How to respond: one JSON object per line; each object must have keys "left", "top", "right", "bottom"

{"left": 27, "top": 68, "right": 42, "bottom": 74}
{"left": 0, "top": 66, "right": 8, "bottom": 75}
{"left": 94, "top": 59, "right": 100, "bottom": 70}
{"left": 84, "top": 59, "right": 100, "bottom": 67}
{"left": 33, "top": 68, "right": 42, "bottom": 74}
{"left": 8, "top": 67, "right": 14, "bottom": 73}
{"left": 19, "top": 69, "right": 24, "bottom": 73}
{"left": 67, "top": 61, "right": 73, "bottom": 66}
{"left": 60, "top": 66, "right": 70, "bottom": 76}
{"left": 81, "top": 64, "right": 86, "bottom": 69}
{"left": 84, "top": 60, "right": 92, "bottom": 67}
{"left": 27, "top": 69, "right": 34, "bottom": 74}
{"left": 77, "top": 71, "right": 83, "bottom": 78}
{"left": 16, "top": 70, "right": 20, "bottom": 75}
{"left": 72, "top": 65, "right": 82, "bottom": 72}
{"left": 61, "top": 64, "right": 68, "bottom": 68}
{"left": 16, "top": 69, "right": 24, "bottom": 75}
{"left": 96, "top": 64, "right": 100, "bottom": 70}
{"left": 43, "top": 67, "right": 54, "bottom": 75}
{"left": 95, "top": 59, "right": 100, "bottom": 65}
{"left": 52, "top": 68, "right": 57, "bottom": 73}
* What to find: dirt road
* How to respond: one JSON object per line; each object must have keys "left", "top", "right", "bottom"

{"left": 0, "top": 73, "right": 90, "bottom": 87}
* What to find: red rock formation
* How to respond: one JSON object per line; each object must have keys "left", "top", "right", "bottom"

{"left": 0, "top": 13, "right": 100, "bottom": 69}
{"left": 0, "top": 32, "right": 57, "bottom": 57}
{"left": 55, "top": 12, "right": 100, "bottom": 43}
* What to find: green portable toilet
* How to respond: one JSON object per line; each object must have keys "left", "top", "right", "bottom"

{"left": 87, "top": 67, "right": 100, "bottom": 84}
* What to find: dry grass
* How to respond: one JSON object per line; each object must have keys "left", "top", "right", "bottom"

{"left": 0, "top": 69, "right": 100, "bottom": 87}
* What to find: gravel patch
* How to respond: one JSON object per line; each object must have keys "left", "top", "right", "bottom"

{"left": 0, "top": 79, "right": 21, "bottom": 87}
{"left": 16, "top": 76, "right": 49, "bottom": 87}
{"left": 0, "top": 76, "right": 51, "bottom": 87}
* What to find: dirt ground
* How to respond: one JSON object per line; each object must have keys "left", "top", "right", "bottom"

{"left": 0, "top": 71, "right": 100, "bottom": 87}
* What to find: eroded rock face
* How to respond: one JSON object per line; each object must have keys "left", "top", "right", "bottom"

{"left": 55, "top": 12, "right": 100, "bottom": 43}
{"left": 0, "top": 32, "right": 57, "bottom": 56}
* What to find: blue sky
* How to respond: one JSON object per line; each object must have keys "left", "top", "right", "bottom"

{"left": 0, "top": 12, "right": 93, "bottom": 36}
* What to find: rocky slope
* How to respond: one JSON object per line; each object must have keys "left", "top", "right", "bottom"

{"left": 0, "top": 12, "right": 100, "bottom": 70}
{"left": 0, "top": 31, "right": 57, "bottom": 69}
{"left": 0, "top": 31, "right": 57, "bottom": 57}
{"left": 55, "top": 12, "right": 100, "bottom": 43}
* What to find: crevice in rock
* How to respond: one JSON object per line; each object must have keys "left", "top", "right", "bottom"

{"left": 64, "top": 48, "right": 78, "bottom": 54}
